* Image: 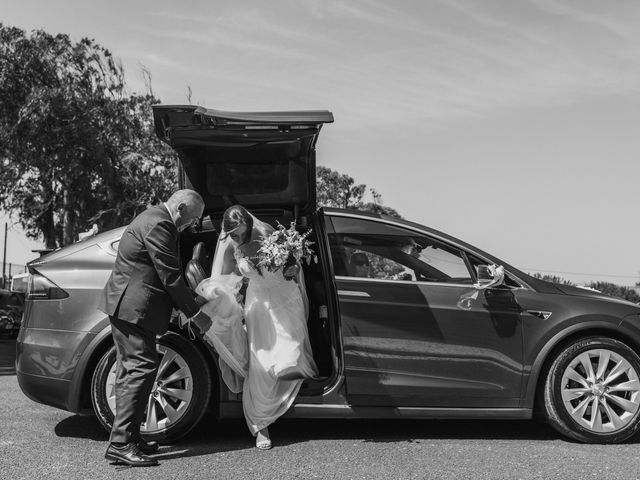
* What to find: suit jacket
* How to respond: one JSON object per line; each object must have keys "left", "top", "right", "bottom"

{"left": 97, "top": 205, "right": 199, "bottom": 334}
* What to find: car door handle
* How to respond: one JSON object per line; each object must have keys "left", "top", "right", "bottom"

{"left": 338, "top": 290, "right": 371, "bottom": 297}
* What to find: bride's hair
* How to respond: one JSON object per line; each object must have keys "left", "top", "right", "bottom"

{"left": 222, "top": 205, "right": 253, "bottom": 243}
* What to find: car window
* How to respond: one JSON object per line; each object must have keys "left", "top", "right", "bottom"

{"left": 327, "top": 216, "right": 472, "bottom": 284}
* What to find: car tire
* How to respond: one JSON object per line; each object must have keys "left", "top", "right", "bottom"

{"left": 543, "top": 336, "right": 640, "bottom": 443}
{"left": 91, "top": 331, "right": 212, "bottom": 443}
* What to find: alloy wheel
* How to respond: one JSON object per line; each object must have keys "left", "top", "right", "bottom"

{"left": 561, "top": 348, "right": 640, "bottom": 433}
{"left": 105, "top": 345, "right": 194, "bottom": 434}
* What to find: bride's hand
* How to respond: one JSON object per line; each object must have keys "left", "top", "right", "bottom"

{"left": 283, "top": 264, "right": 299, "bottom": 279}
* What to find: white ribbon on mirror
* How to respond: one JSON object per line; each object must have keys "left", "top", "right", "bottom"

{"left": 474, "top": 264, "right": 505, "bottom": 290}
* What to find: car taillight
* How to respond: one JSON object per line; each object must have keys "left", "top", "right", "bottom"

{"left": 27, "top": 271, "right": 69, "bottom": 300}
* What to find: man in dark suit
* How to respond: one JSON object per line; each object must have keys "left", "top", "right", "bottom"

{"left": 98, "top": 189, "right": 212, "bottom": 467}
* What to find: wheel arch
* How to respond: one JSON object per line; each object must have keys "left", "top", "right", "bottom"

{"left": 70, "top": 321, "right": 223, "bottom": 415}
{"left": 69, "top": 323, "right": 114, "bottom": 413}
{"left": 526, "top": 322, "right": 640, "bottom": 413}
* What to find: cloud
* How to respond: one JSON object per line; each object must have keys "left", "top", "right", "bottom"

{"left": 531, "top": 0, "right": 635, "bottom": 38}
{"left": 120, "top": 0, "right": 640, "bottom": 129}
{"left": 149, "top": 5, "right": 342, "bottom": 56}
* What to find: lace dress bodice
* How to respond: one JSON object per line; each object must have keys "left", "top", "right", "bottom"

{"left": 234, "top": 248, "right": 289, "bottom": 290}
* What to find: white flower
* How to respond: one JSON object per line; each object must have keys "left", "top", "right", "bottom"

{"left": 256, "top": 221, "right": 315, "bottom": 272}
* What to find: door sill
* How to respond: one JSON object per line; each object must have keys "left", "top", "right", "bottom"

{"left": 284, "top": 405, "right": 532, "bottom": 419}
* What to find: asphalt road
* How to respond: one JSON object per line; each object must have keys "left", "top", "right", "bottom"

{"left": 3, "top": 338, "right": 640, "bottom": 480}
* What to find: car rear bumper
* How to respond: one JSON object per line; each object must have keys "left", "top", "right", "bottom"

{"left": 16, "top": 370, "right": 73, "bottom": 411}
{"left": 16, "top": 326, "right": 100, "bottom": 412}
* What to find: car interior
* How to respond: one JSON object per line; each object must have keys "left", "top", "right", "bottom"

{"left": 330, "top": 231, "right": 522, "bottom": 288}
{"left": 178, "top": 211, "right": 335, "bottom": 394}
{"left": 330, "top": 233, "right": 474, "bottom": 283}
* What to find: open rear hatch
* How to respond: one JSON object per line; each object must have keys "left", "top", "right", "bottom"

{"left": 153, "top": 105, "right": 334, "bottom": 219}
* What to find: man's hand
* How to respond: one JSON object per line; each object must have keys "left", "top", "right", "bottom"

{"left": 191, "top": 310, "right": 212, "bottom": 335}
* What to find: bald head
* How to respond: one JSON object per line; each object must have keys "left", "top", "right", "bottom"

{"left": 166, "top": 189, "right": 204, "bottom": 208}
{"left": 165, "top": 189, "right": 204, "bottom": 232}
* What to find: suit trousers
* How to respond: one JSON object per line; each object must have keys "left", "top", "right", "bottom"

{"left": 109, "top": 316, "right": 159, "bottom": 444}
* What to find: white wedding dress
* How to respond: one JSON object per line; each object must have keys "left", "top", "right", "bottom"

{"left": 197, "top": 246, "right": 318, "bottom": 435}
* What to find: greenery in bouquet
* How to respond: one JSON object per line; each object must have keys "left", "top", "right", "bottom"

{"left": 256, "top": 222, "right": 317, "bottom": 273}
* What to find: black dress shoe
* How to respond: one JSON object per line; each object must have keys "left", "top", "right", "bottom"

{"left": 138, "top": 439, "right": 159, "bottom": 455}
{"left": 105, "top": 443, "right": 158, "bottom": 467}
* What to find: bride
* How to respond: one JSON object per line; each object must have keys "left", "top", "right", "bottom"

{"left": 195, "top": 205, "right": 318, "bottom": 450}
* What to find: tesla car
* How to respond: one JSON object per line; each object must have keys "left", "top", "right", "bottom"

{"left": 16, "top": 105, "right": 640, "bottom": 444}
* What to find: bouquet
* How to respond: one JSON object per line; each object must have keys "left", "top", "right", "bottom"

{"left": 255, "top": 221, "right": 317, "bottom": 274}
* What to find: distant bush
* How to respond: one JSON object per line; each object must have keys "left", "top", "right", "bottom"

{"left": 531, "top": 273, "right": 574, "bottom": 285}
{"left": 530, "top": 273, "right": 640, "bottom": 304}
{"left": 586, "top": 282, "right": 640, "bottom": 304}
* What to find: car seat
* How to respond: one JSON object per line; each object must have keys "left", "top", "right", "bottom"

{"left": 185, "top": 242, "right": 207, "bottom": 290}
{"left": 348, "top": 252, "right": 370, "bottom": 276}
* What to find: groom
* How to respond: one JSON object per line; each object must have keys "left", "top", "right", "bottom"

{"left": 98, "top": 189, "right": 212, "bottom": 467}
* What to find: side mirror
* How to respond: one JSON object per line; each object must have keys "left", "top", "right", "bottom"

{"left": 475, "top": 264, "right": 505, "bottom": 290}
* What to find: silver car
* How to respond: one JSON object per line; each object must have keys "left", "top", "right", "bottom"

{"left": 16, "top": 105, "right": 640, "bottom": 445}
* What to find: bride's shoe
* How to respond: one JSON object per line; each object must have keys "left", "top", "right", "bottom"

{"left": 256, "top": 428, "right": 272, "bottom": 450}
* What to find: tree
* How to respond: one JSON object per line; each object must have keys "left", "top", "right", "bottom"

{"left": 361, "top": 188, "right": 403, "bottom": 218}
{"left": 316, "top": 165, "right": 366, "bottom": 210}
{"left": 0, "top": 25, "right": 177, "bottom": 249}
{"left": 316, "top": 166, "right": 402, "bottom": 218}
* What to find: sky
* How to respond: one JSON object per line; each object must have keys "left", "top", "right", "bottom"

{"left": 2, "top": 0, "right": 640, "bottom": 285}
